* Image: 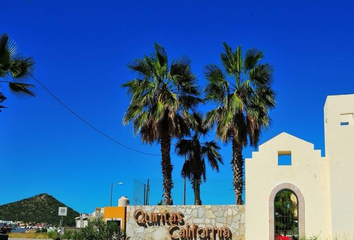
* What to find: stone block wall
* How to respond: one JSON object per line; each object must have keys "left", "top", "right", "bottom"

{"left": 126, "top": 205, "right": 245, "bottom": 240}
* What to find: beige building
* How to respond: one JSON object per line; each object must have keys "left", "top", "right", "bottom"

{"left": 245, "top": 94, "right": 354, "bottom": 240}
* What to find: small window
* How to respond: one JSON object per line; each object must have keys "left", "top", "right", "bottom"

{"left": 106, "top": 218, "right": 122, "bottom": 229}
{"left": 107, "top": 220, "right": 122, "bottom": 228}
{"left": 340, "top": 113, "right": 353, "bottom": 126}
{"left": 278, "top": 151, "right": 292, "bottom": 166}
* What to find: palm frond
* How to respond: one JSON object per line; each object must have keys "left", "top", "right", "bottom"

{"left": 203, "top": 141, "right": 223, "bottom": 169}
{"left": 163, "top": 88, "right": 179, "bottom": 110}
{"left": 154, "top": 42, "right": 168, "bottom": 76}
{"left": 9, "top": 56, "right": 34, "bottom": 79}
{"left": 230, "top": 92, "right": 243, "bottom": 112}
{"left": 235, "top": 45, "right": 243, "bottom": 75}
{"left": 204, "top": 64, "right": 225, "bottom": 83}
{"left": 123, "top": 104, "right": 143, "bottom": 125}
{"left": 179, "top": 95, "right": 202, "bottom": 111}
{"left": 140, "top": 120, "right": 158, "bottom": 144}
{"left": 221, "top": 42, "right": 236, "bottom": 75}
{"left": 181, "top": 110, "right": 198, "bottom": 131}
{"left": 181, "top": 160, "right": 193, "bottom": 179}
{"left": 254, "top": 86, "right": 276, "bottom": 109}
{"left": 132, "top": 111, "right": 148, "bottom": 131}
{"left": 9, "top": 82, "right": 35, "bottom": 96}
{"left": 170, "top": 55, "right": 192, "bottom": 78}
{"left": 249, "top": 63, "right": 273, "bottom": 86}
{"left": 170, "top": 113, "right": 191, "bottom": 138}
{"left": 203, "top": 108, "right": 220, "bottom": 129}
{"left": 2, "top": 34, "right": 18, "bottom": 58}
{"left": 0, "top": 34, "right": 35, "bottom": 110}
{"left": 0, "top": 91, "right": 6, "bottom": 112}
{"left": 155, "top": 100, "right": 164, "bottom": 120}
{"left": 244, "top": 48, "right": 263, "bottom": 70}
{"left": 127, "top": 59, "right": 152, "bottom": 78}
{"left": 0, "top": 91, "right": 6, "bottom": 102}
{"left": 175, "top": 139, "right": 194, "bottom": 156}
{"left": 0, "top": 34, "right": 11, "bottom": 64}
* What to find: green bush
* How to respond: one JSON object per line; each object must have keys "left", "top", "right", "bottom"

{"left": 62, "top": 230, "right": 73, "bottom": 239}
{"left": 300, "top": 236, "right": 318, "bottom": 240}
{"left": 47, "top": 230, "right": 59, "bottom": 239}
{"left": 71, "top": 218, "right": 124, "bottom": 240}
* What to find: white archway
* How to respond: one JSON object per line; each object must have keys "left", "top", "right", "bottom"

{"left": 269, "top": 183, "right": 305, "bottom": 240}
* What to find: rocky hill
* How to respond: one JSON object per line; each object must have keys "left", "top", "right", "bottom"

{"left": 0, "top": 193, "right": 79, "bottom": 226}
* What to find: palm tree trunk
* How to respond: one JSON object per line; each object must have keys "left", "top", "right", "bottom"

{"left": 161, "top": 133, "right": 173, "bottom": 205}
{"left": 232, "top": 138, "right": 244, "bottom": 205}
{"left": 194, "top": 179, "right": 202, "bottom": 205}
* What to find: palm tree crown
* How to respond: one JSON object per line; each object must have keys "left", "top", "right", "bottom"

{"left": 122, "top": 43, "right": 201, "bottom": 205}
{"left": 204, "top": 42, "right": 276, "bottom": 204}
{"left": 175, "top": 113, "right": 223, "bottom": 205}
{"left": 0, "top": 33, "right": 35, "bottom": 112}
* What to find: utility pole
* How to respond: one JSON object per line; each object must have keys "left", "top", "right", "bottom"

{"left": 146, "top": 179, "right": 150, "bottom": 205}
{"left": 143, "top": 184, "right": 146, "bottom": 205}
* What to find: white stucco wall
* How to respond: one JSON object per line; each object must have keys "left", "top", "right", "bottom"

{"left": 325, "top": 94, "right": 354, "bottom": 238}
{"left": 245, "top": 132, "right": 331, "bottom": 240}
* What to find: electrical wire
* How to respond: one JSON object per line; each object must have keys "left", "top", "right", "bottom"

{"left": 28, "top": 73, "right": 161, "bottom": 157}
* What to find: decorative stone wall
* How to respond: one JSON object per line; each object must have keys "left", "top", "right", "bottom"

{"left": 126, "top": 205, "right": 245, "bottom": 240}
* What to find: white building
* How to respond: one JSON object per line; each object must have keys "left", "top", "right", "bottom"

{"left": 246, "top": 94, "right": 354, "bottom": 240}
{"left": 75, "top": 207, "right": 104, "bottom": 228}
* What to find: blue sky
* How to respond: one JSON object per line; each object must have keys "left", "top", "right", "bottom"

{"left": 1, "top": 0, "right": 354, "bottom": 213}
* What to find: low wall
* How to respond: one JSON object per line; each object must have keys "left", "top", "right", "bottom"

{"left": 126, "top": 205, "right": 245, "bottom": 240}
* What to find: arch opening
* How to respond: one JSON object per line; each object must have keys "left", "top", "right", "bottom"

{"left": 274, "top": 189, "right": 299, "bottom": 240}
{"left": 269, "top": 183, "right": 305, "bottom": 240}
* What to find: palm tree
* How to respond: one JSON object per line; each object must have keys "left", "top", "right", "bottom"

{"left": 175, "top": 113, "right": 223, "bottom": 205}
{"left": 122, "top": 43, "right": 201, "bottom": 205}
{"left": 0, "top": 33, "right": 35, "bottom": 111}
{"left": 204, "top": 43, "right": 276, "bottom": 204}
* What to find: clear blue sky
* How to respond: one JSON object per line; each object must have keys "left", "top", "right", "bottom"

{"left": 1, "top": 0, "right": 354, "bottom": 213}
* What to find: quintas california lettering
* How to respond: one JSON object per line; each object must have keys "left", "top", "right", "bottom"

{"left": 133, "top": 209, "right": 231, "bottom": 239}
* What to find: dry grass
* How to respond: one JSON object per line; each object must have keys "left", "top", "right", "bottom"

{"left": 8, "top": 232, "right": 50, "bottom": 239}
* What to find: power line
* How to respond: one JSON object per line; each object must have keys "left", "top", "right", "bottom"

{"left": 28, "top": 73, "right": 161, "bottom": 157}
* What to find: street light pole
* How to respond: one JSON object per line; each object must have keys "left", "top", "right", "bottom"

{"left": 110, "top": 182, "right": 123, "bottom": 207}
{"left": 110, "top": 183, "right": 113, "bottom": 207}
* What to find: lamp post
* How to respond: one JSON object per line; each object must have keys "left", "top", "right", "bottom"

{"left": 110, "top": 182, "right": 124, "bottom": 207}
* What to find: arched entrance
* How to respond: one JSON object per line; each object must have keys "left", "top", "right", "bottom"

{"left": 274, "top": 189, "right": 298, "bottom": 239}
{"left": 269, "top": 183, "right": 305, "bottom": 240}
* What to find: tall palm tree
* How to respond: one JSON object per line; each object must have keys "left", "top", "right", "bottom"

{"left": 204, "top": 43, "right": 276, "bottom": 204}
{"left": 0, "top": 33, "right": 35, "bottom": 111}
{"left": 122, "top": 43, "right": 200, "bottom": 205}
{"left": 175, "top": 113, "right": 223, "bottom": 205}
